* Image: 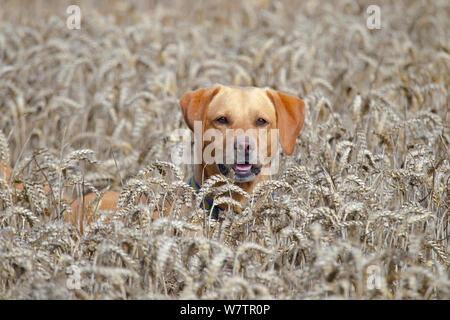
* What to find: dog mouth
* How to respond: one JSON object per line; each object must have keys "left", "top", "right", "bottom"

{"left": 218, "top": 163, "right": 262, "bottom": 182}
{"left": 234, "top": 163, "right": 252, "bottom": 173}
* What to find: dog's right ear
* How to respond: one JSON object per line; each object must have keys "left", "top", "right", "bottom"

{"left": 266, "top": 89, "right": 306, "bottom": 155}
{"left": 180, "top": 86, "right": 221, "bottom": 132}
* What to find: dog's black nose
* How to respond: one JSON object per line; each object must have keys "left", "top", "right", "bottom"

{"left": 234, "top": 137, "right": 254, "bottom": 154}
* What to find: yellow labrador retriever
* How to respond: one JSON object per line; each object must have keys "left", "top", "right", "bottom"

{"left": 181, "top": 85, "right": 305, "bottom": 214}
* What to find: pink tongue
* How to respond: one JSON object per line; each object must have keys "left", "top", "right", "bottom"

{"left": 235, "top": 164, "right": 252, "bottom": 171}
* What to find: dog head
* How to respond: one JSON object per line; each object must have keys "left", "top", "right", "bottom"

{"left": 180, "top": 85, "right": 305, "bottom": 184}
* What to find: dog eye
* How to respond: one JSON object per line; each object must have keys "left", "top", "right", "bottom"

{"left": 215, "top": 116, "right": 229, "bottom": 124}
{"left": 256, "top": 118, "right": 268, "bottom": 126}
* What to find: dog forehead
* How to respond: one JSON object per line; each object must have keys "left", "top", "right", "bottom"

{"left": 208, "top": 86, "right": 275, "bottom": 116}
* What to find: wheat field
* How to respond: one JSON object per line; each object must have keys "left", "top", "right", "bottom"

{"left": 0, "top": 0, "right": 448, "bottom": 299}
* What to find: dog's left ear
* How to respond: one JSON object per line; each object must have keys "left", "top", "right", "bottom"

{"left": 180, "top": 86, "right": 221, "bottom": 132}
{"left": 266, "top": 90, "right": 306, "bottom": 155}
